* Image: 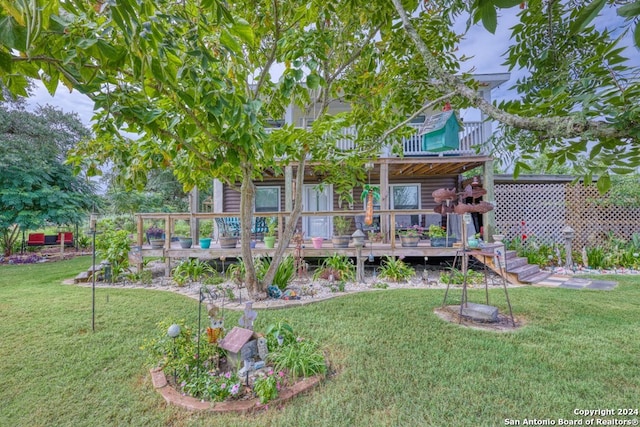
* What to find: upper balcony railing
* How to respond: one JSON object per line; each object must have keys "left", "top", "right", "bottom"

{"left": 267, "top": 120, "right": 486, "bottom": 157}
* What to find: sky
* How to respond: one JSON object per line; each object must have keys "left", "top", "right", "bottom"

{"left": 24, "top": 5, "right": 639, "bottom": 126}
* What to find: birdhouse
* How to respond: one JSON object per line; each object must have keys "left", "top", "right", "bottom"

{"left": 419, "top": 111, "right": 462, "bottom": 152}
{"left": 218, "top": 326, "right": 259, "bottom": 368}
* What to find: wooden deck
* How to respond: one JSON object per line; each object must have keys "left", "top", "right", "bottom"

{"left": 139, "top": 239, "right": 461, "bottom": 260}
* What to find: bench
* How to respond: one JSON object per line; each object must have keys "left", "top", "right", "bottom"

{"left": 27, "top": 232, "right": 74, "bottom": 247}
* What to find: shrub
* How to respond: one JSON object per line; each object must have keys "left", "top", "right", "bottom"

{"left": 253, "top": 370, "right": 281, "bottom": 404}
{"left": 268, "top": 339, "right": 327, "bottom": 380}
{"left": 377, "top": 256, "right": 415, "bottom": 282}
{"left": 264, "top": 319, "right": 296, "bottom": 350}
{"left": 440, "top": 268, "right": 484, "bottom": 285}
{"left": 141, "top": 320, "right": 221, "bottom": 388}
{"left": 172, "top": 258, "right": 214, "bottom": 286}
{"left": 313, "top": 253, "right": 355, "bottom": 282}
{"left": 95, "top": 229, "right": 132, "bottom": 279}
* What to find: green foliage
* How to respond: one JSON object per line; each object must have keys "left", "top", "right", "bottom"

{"left": 440, "top": 268, "right": 484, "bottom": 285}
{"left": 264, "top": 319, "right": 296, "bottom": 351}
{"left": 95, "top": 229, "right": 132, "bottom": 279}
{"left": 141, "top": 319, "right": 225, "bottom": 399}
{"left": 171, "top": 258, "right": 215, "bottom": 287}
{"left": 428, "top": 224, "right": 447, "bottom": 238}
{"left": 333, "top": 216, "right": 351, "bottom": 236}
{"left": 265, "top": 217, "right": 278, "bottom": 238}
{"left": 271, "top": 255, "right": 295, "bottom": 291}
{"left": 0, "top": 105, "right": 96, "bottom": 255}
{"left": 183, "top": 370, "right": 242, "bottom": 402}
{"left": 313, "top": 253, "right": 355, "bottom": 282}
{"left": 253, "top": 370, "right": 280, "bottom": 404}
{"left": 584, "top": 246, "right": 610, "bottom": 270}
{"left": 377, "top": 256, "right": 415, "bottom": 282}
{"left": 505, "top": 235, "right": 559, "bottom": 268}
{"left": 269, "top": 340, "right": 327, "bottom": 381}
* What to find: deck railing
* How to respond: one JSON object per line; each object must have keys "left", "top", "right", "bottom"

{"left": 266, "top": 121, "right": 486, "bottom": 157}
{"left": 135, "top": 209, "right": 462, "bottom": 251}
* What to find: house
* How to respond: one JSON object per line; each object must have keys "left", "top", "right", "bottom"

{"left": 207, "top": 73, "right": 509, "bottom": 241}
{"left": 133, "top": 73, "right": 511, "bottom": 275}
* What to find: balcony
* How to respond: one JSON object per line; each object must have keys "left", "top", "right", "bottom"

{"left": 268, "top": 121, "right": 485, "bottom": 157}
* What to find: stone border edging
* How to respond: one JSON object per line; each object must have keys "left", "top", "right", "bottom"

{"left": 150, "top": 368, "right": 322, "bottom": 413}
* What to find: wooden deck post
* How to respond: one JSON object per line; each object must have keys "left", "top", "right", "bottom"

{"left": 380, "top": 162, "right": 390, "bottom": 241}
{"left": 483, "top": 159, "right": 495, "bottom": 240}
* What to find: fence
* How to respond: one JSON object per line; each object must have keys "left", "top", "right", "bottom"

{"left": 495, "top": 179, "right": 640, "bottom": 249}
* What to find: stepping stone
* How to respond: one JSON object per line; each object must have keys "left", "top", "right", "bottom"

{"left": 559, "top": 282, "right": 588, "bottom": 289}
{"left": 586, "top": 281, "right": 617, "bottom": 290}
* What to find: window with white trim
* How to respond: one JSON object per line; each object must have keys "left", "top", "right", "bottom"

{"left": 255, "top": 186, "right": 280, "bottom": 212}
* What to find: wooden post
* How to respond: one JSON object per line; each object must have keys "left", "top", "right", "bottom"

{"left": 483, "top": 159, "right": 495, "bottom": 240}
{"left": 380, "top": 162, "right": 389, "bottom": 241}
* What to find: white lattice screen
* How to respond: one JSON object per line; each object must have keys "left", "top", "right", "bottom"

{"left": 566, "top": 185, "right": 640, "bottom": 248}
{"left": 495, "top": 183, "right": 566, "bottom": 244}
{"left": 495, "top": 182, "right": 640, "bottom": 248}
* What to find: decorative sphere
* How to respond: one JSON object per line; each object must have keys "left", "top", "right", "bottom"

{"left": 167, "top": 324, "right": 181, "bottom": 338}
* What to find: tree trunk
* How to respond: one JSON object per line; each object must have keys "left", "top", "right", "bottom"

{"left": 261, "top": 153, "right": 307, "bottom": 289}
{"left": 239, "top": 163, "right": 260, "bottom": 298}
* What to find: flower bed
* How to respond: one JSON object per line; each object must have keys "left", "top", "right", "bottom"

{"left": 142, "top": 319, "right": 327, "bottom": 410}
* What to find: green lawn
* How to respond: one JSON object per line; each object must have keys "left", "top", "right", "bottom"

{"left": 1, "top": 257, "right": 639, "bottom": 427}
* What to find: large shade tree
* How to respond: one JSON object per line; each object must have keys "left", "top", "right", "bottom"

{"left": 1, "top": 0, "right": 639, "bottom": 292}
{"left": 0, "top": 103, "right": 96, "bottom": 255}
{"left": 0, "top": 0, "right": 461, "bottom": 296}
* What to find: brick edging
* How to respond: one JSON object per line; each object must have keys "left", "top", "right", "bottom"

{"left": 150, "top": 368, "right": 322, "bottom": 413}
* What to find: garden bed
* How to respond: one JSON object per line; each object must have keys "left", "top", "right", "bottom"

{"left": 150, "top": 368, "right": 322, "bottom": 413}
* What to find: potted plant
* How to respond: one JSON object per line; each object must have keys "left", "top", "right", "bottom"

{"left": 199, "top": 236, "right": 212, "bottom": 249}
{"left": 428, "top": 224, "right": 448, "bottom": 247}
{"left": 398, "top": 225, "right": 423, "bottom": 247}
{"left": 467, "top": 232, "right": 481, "bottom": 249}
{"left": 332, "top": 216, "right": 351, "bottom": 248}
{"left": 199, "top": 220, "right": 213, "bottom": 249}
{"left": 368, "top": 231, "right": 383, "bottom": 243}
{"left": 146, "top": 225, "right": 163, "bottom": 245}
{"left": 263, "top": 217, "right": 277, "bottom": 249}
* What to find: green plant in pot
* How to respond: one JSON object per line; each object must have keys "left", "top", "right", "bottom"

{"left": 467, "top": 232, "right": 481, "bottom": 249}
{"left": 398, "top": 225, "right": 423, "bottom": 247}
{"left": 264, "top": 217, "right": 277, "bottom": 249}
{"left": 332, "top": 216, "right": 351, "bottom": 248}
{"left": 428, "top": 224, "right": 451, "bottom": 247}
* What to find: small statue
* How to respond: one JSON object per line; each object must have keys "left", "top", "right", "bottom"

{"left": 238, "top": 301, "right": 257, "bottom": 330}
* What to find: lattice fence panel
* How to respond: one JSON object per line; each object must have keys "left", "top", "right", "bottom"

{"left": 566, "top": 185, "right": 640, "bottom": 248}
{"left": 495, "top": 183, "right": 566, "bottom": 244}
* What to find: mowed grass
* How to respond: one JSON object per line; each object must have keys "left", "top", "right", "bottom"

{"left": 1, "top": 257, "right": 639, "bottom": 427}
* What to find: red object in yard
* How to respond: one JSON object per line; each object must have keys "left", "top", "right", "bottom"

{"left": 27, "top": 233, "right": 46, "bottom": 246}
{"left": 56, "top": 232, "right": 74, "bottom": 246}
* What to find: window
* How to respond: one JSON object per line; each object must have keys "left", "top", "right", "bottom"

{"left": 255, "top": 186, "right": 280, "bottom": 212}
{"left": 391, "top": 184, "right": 421, "bottom": 228}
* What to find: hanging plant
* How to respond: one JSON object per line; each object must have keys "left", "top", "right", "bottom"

{"left": 361, "top": 185, "right": 380, "bottom": 226}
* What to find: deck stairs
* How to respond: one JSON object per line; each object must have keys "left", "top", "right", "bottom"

{"left": 471, "top": 245, "right": 552, "bottom": 285}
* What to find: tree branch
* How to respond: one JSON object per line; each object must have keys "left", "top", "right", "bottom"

{"left": 376, "top": 92, "right": 455, "bottom": 144}
{"left": 390, "top": 0, "right": 631, "bottom": 141}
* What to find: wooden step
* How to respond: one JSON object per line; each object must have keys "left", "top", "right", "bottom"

{"left": 504, "top": 256, "right": 528, "bottom": 270}
{"left": 508, "top": 264, "right": 540, "bottom": 281}
{"left": 520, "top": 271, "right": 553, "bottom": 284}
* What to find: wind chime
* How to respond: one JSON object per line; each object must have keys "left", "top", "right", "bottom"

{"left": 361, "top": 161, "right": 379, "bottom": 263}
